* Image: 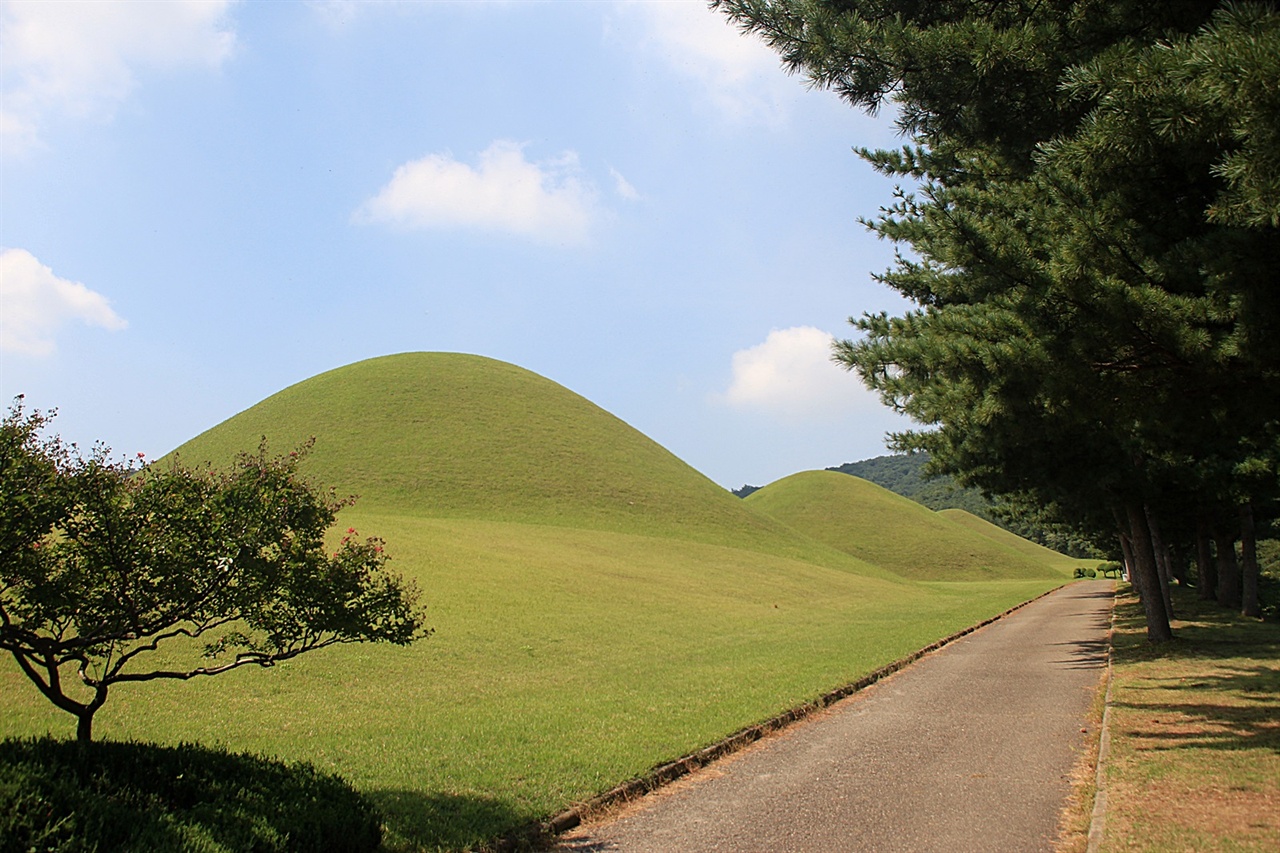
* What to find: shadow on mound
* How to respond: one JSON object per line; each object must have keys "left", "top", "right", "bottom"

{"left": 0, "top": 737, "right": 382, "bottom": 852}
{"left": 369, "top": 788, "right": 533, "bottom": 852}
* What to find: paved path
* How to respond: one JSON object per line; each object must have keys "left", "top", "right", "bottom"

{"left": 558, "top": 581, "right": 1113, "bottom": 853}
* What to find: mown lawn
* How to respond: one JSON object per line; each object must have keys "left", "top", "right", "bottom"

{"left": 1097, "top": 587, "right": 1280, "bottom": 852}
{"left": 0, "top": 513, "right": 1065, "bottom": 851}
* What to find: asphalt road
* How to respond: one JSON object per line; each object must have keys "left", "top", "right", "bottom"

{"left": 558, "top": 581, "right": 1113, "bottom": 853}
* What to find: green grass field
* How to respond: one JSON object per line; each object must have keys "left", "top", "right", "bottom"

{"left": 0, "top": 353, "right": 1073, "bottom": 851}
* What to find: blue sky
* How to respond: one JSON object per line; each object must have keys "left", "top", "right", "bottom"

{"left": 1, "top": 0, "right": 914, "bottom": 490}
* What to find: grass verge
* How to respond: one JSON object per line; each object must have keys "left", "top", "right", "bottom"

{"left": 1056, "top": 628, "right": 1111, "bottom": 853}
{"left": 1093, "top": 585, "right": 1279, "bottom": 852}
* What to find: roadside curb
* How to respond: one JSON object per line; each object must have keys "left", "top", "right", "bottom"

{"left": 496, "top": 583, "right": 1069, "bottom": 850}
{"left": 1086, "top": 587, "right": 1118, "bottom": 853}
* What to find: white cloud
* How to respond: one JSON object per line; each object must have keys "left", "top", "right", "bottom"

{"left": 610, "top": 167, "right": 641, "bottom": 201}
{"left": 356, "top": 140, "right": 600, "bottom": 245}
{"left": 615, "top": 0, "right": 795, "bottom": 123}
{"left": 1, "top": 0, "right": 237, "bottom": 150}
{"left": 0, "top": 249, "right": 128, "bottom": 357}
{"left": 720, "top": 326, "right": 884, "bottom": 420}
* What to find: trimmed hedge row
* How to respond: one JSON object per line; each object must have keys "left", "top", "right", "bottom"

{"left": 0, "top": 737, "right": 381, "bottom": 853}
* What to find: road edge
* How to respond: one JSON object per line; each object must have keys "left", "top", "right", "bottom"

{"left": 493, "top": 583, "right": 1072, "bottom": 850}
{"left": 1086, "top": 585, "right": 1119, "bottom": 853}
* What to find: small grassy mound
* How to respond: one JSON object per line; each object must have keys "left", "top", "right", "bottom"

{"left": 0, "top": 737, "right": 381, "bottom": 853}
{"left": 937, "top": 508, "right": 1084, "bottom": 573}
{"left": 746, "top": 470, "right": 1068, "bottom": 580}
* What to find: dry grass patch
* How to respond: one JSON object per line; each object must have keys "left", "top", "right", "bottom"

{"left": 1056, "top": 659, "right": 1110, "bottom": 853}
{"left": 1097, "top": 587, "right": 1279, "bottom": 852}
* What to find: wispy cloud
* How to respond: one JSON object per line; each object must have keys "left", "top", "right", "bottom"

{"left": 613, "top": 0, "right": 795, "bottom": 124}
{"left": 1, "top": 0, "right": 237, "bottom": 151}
{"left": 610, "top": 167, "right": 641, "bottom": 201}
{"left": 0, "top": 249, "right": 127, "bottom": 357}
{"left": 719, "top": 326, "right": 880, "bottom": 420}
{"left": 356, "top": 140, "right": 600, "bottom": 245}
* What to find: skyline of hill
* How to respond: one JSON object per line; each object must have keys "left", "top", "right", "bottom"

{"left": 165, "top": 352, "right": 893, "bottom": 571}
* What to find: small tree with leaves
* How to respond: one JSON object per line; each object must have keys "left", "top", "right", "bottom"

{"left": 1, "top": 398, "right": 428, "bottom": 741}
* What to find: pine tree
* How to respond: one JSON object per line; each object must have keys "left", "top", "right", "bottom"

{"left": 716, "top": 0, "right": 1280, "bottom": 638}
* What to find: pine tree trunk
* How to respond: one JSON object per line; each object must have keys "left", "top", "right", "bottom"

{"left": 1127, "top": 503, "right": 1173, "bottom": 642}
{"left": 1145, "top": 505, "right": 1175, "bottom": 619}
{"left": 1195, "top": 516, "right": 1217, "bottom": 601}
{"left": 1240, "top": 504, "right": 1261, "bottom": 618}
{"left": 1118, "top": 533, "right": 1137, "bottom": 590}
{"left": 1169, "top": 541, "right": 1189, "bottom": 585}
{"left": 1214, "top": 527, "right": 1242, "bottom": 610}
{"left": 1114, "top": 509, "right": 1137, "bottom": 591}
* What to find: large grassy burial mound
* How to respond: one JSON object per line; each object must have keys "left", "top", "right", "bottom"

{"left": 3, "top": 353, "right": 1070, "bottom": 851}
{"left": 168, "top": 352, "right": 829, "bottom": 557}
{"left": 747, "top": 470, "right": 1070, "bottom": 581}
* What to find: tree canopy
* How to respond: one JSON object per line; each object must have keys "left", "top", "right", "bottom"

{"left": 715, "top": 0, "right": 1280, "bottom": 639}
{"left": 0, "top": 398, "right": 428, "bottom": 740}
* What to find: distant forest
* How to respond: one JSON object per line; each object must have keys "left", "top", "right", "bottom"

{"left": 825, "top": 455, "right": 990, "bottom": 517}
{"left": 735, "top": 455, "right": 1104, "bottom": 558}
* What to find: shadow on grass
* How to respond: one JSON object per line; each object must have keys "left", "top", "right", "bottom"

{"left": 1113, "top": 590, "right": 1280, "bottom": 662}
{"left": 368, "top": 788, "right": 538, "bottom": 852}
{"left": 1111, "top": 586, "right": 1280, "bottom": 757}
{"left": 0, "top": 737, "right": 382, "bottom": 852}
{"left": 1113, "top": 698, "right": 1280, "bottom": 755}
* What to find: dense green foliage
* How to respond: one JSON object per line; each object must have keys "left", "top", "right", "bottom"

{"left": 1257, "top": 538, "right": 1280, "bottom": 621}
{"left": 0, "top": 737, "right": 382, "bottom": 852}
{"left": 0, "top": 399, "right": 427, "bottom": 741}
{"left": 716, "top": 0, "right": 1280, "bottom": 639}
{"left": 827, "top": 454, "right": 988, "bottom": 518}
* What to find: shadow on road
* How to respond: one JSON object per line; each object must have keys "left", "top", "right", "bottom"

{"left": 1047, "top": 583, "right": 1115, "bottom": 669}
{"left": 1050, "top": 635, "right": 1110, "bottom": 669}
